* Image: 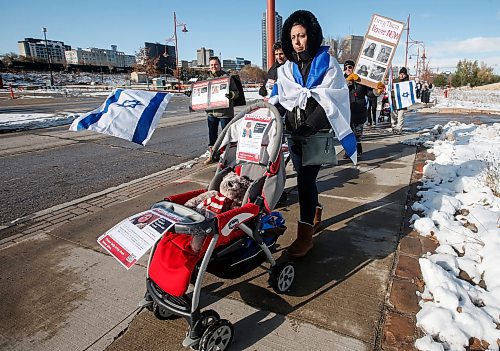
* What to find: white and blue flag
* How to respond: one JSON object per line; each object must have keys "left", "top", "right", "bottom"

{"left": 70, "top": 89, "right": 172, "bottom": 146}
{"left": 393, "top": 80, "right": 416, "bottom": 110}
{"left": 270, "top": 46, "right": 357, "bottom": 164}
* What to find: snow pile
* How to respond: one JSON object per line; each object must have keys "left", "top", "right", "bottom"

{"left": 0, "top": 113, "right": 78, "bottom": 131}
{"left": 407, "top": 122, "right": 500, "bottom": 350}
{"left": 433, "top": 88, "right": 500, "bottom": 112}
{"left": 2, "top": 71, "right": 128, "bottom": 87}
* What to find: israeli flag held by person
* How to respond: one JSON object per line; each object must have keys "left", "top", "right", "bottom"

{"left": 70, "top": 89, "right": 172, "bottom": 146}
{"left": 269, "top": 46, "right": 357, "bottom": 164}
{"left": 394, "top": 80, "right": 417, "bottom": 110}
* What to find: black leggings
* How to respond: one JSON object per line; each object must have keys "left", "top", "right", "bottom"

{"left": 288, "top": 138, "right": 321, "bottom": 225}
{"left": 367, "top": 97, "right": 377, "bottom": 124}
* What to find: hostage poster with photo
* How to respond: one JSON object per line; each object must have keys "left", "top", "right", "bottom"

{"left": 355, "top": 14, "right": 405, "bottom": 88}
{"left": 190, "top": 77, "right": 230, "bottom": 111}
{"left": 97, "top": 208, "right": 184, "bottom": 269}
{"left": 236, "top": 108, "right": 273, "bottom": 163}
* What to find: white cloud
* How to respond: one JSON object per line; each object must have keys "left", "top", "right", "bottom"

{"left": 430, "top": 37, "right": 500, "bottom": 55}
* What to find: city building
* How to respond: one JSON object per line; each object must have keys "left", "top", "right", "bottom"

{"left": 342, "top": 35, "right": 364, "bottom": 62}
{"left": 222, "top": 57, "right": 251, "bottom": 71}
{"left": 65, "top": 45, "right": 136, "bottom": 68}
{"left": 138, "top": 42, "right": 176, "bottom": 73}
{"left": 18, "top": 37, "right": 70, "bottom": 64}
{"left": 196, "top": 47, "right": 214, "bottom": 67}
{"left": 261, "top": 11, "right": 283, "bottom": 69}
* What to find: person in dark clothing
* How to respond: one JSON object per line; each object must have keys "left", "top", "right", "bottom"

{"left": 259, "top": 42, "right": 287, "bottom": 97}
{"left": 366, "top": 88, "right": 378, "bottom": 126}
{"left": 343, "top": 60, "right": 384, "bottom": 158}
{"left": 272, "top": 10, "right": 346, "bottom": 257}
{"left": 203, "top": 56, "right": 240, "bottom": 164}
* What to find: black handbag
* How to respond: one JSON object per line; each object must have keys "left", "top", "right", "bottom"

{"left": 301, "top": 131, "right": 338, "bottom": 166}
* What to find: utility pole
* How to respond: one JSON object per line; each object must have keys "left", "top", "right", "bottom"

{"left": 42, "top": 27, "right": 54, "bottom": 86}
{"left": 266, "top": 0, "right": 275, "bottom": 70}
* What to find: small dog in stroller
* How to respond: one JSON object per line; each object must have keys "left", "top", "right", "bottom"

{"left": 140, "top": 102, "right": 294, "bottom": 351}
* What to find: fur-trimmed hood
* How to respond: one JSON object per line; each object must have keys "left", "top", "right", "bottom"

{"left": 281, "top": 10, "right": 323, "bottom": 62}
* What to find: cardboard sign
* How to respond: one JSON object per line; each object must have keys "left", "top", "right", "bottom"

{"left": 355, "top": 14, "right": 405, "bottom": 88}
{"left": 190, "top": 77, "right": 230, "bottom": 111}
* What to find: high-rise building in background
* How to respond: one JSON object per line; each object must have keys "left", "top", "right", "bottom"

{"left": 261, "top": 11, "right": 282, "bottom": 69}
{"left": 18, "top": 37, "right": 71, "bottom": 64}
{"left": 196, "top": 47, "right": 214, "bottom": 67}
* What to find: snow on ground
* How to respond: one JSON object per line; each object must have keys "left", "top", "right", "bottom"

{"left": 404, "top": 122, "right": 500, "bottom": 351}
{"left": 432, "top": 87, "right": 500, "bottom": 111}
{"left": 2, "top": 71, "right": 128, "bottom": 87}
{"left": 0, "top": 112, "right": 78, "bottom": 131}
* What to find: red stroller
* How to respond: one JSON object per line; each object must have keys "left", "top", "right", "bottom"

{"left": 142, "top": 102, "right": 293, "bottom": 350}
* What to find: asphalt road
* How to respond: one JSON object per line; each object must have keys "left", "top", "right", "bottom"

{"left": 0, "top": 95, "right": 210, "bottom": 225}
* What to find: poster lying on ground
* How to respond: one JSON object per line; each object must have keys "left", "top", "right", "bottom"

{"left": 97, "top": 208, "right": 184, "bottom": 269}
{"left": 190, "top": 77, "right": 230, "bottom": 111}
{"left": 355, "top": 14, "right": 405, "bottom": 88}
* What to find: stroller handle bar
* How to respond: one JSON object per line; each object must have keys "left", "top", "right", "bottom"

{"left": 152, "top": 201, "right": 215, "bottom": 236}
{"left": 211, "top": 101, "right": 283, "bottom": 169}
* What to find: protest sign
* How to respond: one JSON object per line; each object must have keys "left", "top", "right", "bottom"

{"left": 355, "top": 14, "right": 405, "bottom": 88}
{"left": 97, "top": 208, "right": 184, "bottom": 269}
{"left": 236, "top": 108, "right": 273, "bottom": 163}
{"left": 190, "top": 77, "right": 230, "bottom": 111}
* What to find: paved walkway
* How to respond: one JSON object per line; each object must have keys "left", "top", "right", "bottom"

{"left": 0, "top": 125, "right": 431, "bottom": 351}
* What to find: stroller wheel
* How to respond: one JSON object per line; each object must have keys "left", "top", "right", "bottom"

{"left": 199, "top": 319, "right": 234, "bottom": 351}
{"left": 199, "top": 309, "right": 220, "bottom": 328}
{"left": 269, "top": 262, "right": 295, "bottom": 294}
{"left": 153, "top": 303, "right": 176, "bottom": 320}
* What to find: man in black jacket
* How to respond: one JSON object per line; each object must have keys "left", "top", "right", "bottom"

{"left": 259, "top": 42, "right": 287, "bottom": 98}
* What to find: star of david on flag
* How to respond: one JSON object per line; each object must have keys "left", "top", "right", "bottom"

{"left": 393, "top": 80, "right": 416, "bottom": 110}
{"left": 70, "top": 89, "right": 172, "bottom": 145}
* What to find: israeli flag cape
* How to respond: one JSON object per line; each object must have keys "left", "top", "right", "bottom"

{"left": 394, "top": 80, "right": 416, "bottom": 110}
{"left": 269, "top": 46, "right": 356, "bottom": 164}
{"left": 70, "top": 89, "right": 172, "bottom": 146}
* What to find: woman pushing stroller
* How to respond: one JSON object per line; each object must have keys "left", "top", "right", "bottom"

{"left": 269, "top": 10, "right": 356, "bottom": 257}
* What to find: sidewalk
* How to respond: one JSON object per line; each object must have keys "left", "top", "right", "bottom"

{"left": 0, "top": 126, "right": 429, "bottom": 351}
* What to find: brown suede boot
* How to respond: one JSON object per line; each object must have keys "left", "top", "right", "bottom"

{"left": 313, "top": 206, "right": 323, "bottom": 233}
{"left": 287, "top": 221, "right": 314, "bottom": 257}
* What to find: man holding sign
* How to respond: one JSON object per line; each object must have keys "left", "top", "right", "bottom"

{"left": 391, "top": 67, "right": 410, "bottom": 134}
{"left": 204, "top": 56, "right": 242, "bottom": 164}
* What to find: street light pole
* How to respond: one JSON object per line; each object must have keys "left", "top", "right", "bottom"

{"left": 42, "top": 27, "right": 54, "bottom": 86}
{"left": 173, "top": 11, "right": 179, "bottom": 87}
{"left": 172, "top": 11, "right": 188, "bottom": 90}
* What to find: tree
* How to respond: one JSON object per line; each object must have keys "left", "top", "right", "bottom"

{"left": 238, "top": 65, "right": 266, "bottom": 83}
{"left": 134, "top": 47, "right": 160, "bottom": 77}
{"left": 433, "top": 73, "right": 447, "bottom": 87}
{"left": 452, "top": 59, "right": 479, "bottom": 87}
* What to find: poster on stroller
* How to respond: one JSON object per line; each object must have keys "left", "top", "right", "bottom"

{"left": 98, "top": 208, "right": 182, "bottom": 269}
{"left": 236, "top": 110, "right": 273, "bottom": 163}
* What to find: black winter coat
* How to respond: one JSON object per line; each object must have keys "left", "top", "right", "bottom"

{"left": 347, "top": 81, "right": 370, "bottom": 125}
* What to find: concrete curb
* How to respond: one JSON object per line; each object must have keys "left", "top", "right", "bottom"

{"left": 380, "top": 145, "right": 437, "bottom": 351}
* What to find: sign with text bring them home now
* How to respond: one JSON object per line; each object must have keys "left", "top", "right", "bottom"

{"left": 354, "top": 14, "right": 405, "bottom": 89}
